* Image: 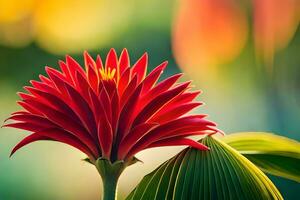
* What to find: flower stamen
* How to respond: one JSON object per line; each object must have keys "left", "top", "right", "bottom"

{"left": 99, "top": 67, "right": 116, "bottom": 80}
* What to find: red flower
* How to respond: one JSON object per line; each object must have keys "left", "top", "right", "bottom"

{"left": 4, "top": 49, "right": 219, "bottom": 163}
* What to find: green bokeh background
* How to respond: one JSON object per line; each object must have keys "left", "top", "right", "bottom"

{"left": 0, "top": 0, "right": 299, "bottom": 199}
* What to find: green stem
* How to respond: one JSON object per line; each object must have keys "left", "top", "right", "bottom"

{"left": 101, "top": 172, "right": 120, "bottom": 200}
{"left": 95, "top": 158, "right": 125, "bottom": 200}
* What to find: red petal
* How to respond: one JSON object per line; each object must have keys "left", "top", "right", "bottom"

{"left": 39, "top": 75, "right": 54, "bottom": 86}
{"left": 111, "top": 90, "right": 120, "bottom": 134}
{"left": 23, "top": 99, "right": 99, "bottom": 156}
{"left": 141, "top": 61, "right": 167, "bottom": 95}
{"left": 148, "top": 138, "right": 209, "bottom": 150}
{"left": 30, "top": 80, "right": 59, "bottom": 97}
{"left": 18, "top": 92, "right": 33, "bottom": 100}
{"left": 84, "top": 51, "right": 96, "bottom": 71}
{"left": 6, "top": 114, "right": 55, "bottom": 128}
{"left": 24, "top": 87, "right": 81, "bottom": 123}
{"left": 138, "top": 73, "right": 183, "bottom": 108}
{"left": 172, "top": 91, "right": 201, "bottom": 104}
{"left": 150, "top": 102, "right": 202, "bottom": 124}
{"left": 64, "top": 83, "right": 97, "bottom": 139}
{"left": 96, "top": 55, "right": 104, "bottom": 70}
{"left": 87, "top": 64, "right": 99, "bottom": 93}
{"left": 117, "top": 83, "right": 143, "bottom": 142}
{"left": 75, "top": 71, "right": 92, "bottom": 101}
{"left": 119, "top": 48, "right": 130, "bottom": 76}
{"left": 118, "top": 67, "right": 131, "bottom": 97}
{"left": 131, "top": 53, "right": 148, "bottom": 83}
{"left": 17, "top": 101, "right": 42, "bottom": 115}
{"left": 132, "top": 82, "right": 190, "bottom": 126}
{"left": 99, "top": 86, "right": 112, "bottom": 122}
{"left": 118, "top": 123, "right": 158, "bottom": 159}
{"left": 97, "top": 115, "right": 113, "bottom": 158}
{"left": 88, "top": 88, "right": 105, "bottom": 123}
{"left": 126, "top": 137, "right": 208, "bottom": 159}
{"left": 3, "top": 122, "right": 49, "bottom": 132}
{"left": 11, "top": 133, "right": 50, "bottom": 156}
{"left": 120, "top": 75, "right": 138, "bottom": 108}
{"left": 126, "top": 115, "right": 214, "bottom": 157}
{"left": 105, "top": 48, "right": 118, "bottom": 71}
{"left": 45, "top": 67, "right": 69, "bottom": 98}
{"left": 84, "top": 51, "right": 99, "bottom": 92}
{"left": 66, "top": 55, "right": 86, "bottom": 81}
{"left": 59, "top": 61, "right": 73, "bottom": 84}
{"left": 11, "top": 129, "right": 96, "bottom": 160}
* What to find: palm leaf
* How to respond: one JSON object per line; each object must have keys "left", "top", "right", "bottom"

{"left": 126, "top": 136, "right": 282, "bottom": 200}
{"left": 222, "top": 132, "right": 300, "bottom": 183}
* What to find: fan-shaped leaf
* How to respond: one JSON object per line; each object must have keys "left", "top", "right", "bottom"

{"left": 126, "top": 136, "right": 282, "bottom": 200}
{"left": 222, "top": 132, "right": 300, "bottom": 183}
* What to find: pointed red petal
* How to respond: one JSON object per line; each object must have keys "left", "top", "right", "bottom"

{"left": 119, "top": 48, "right": 130, "bottom": 75}
{"left": 75, "top": 71, "right": 92, "bottom": 101}
{"left": 11, "top": 133, "right": 50, "bottom": 156}
{"left": 148, "top": 137, "right": 209, "bottom": 150}
{"left": 87, "top": 64, "right": 99, "bottom": 93}
{"left": 11, "top": 129, "right": 96, "bottom": 160}
{"left": 22, "top": 99, "right": 99, "bottom": 156}
{"left": 141, "top": 61, "right": 167, "bottom": 94}
{"left": 30, "top": 80, "right": 59, "bottom": 96}
{"left": 45, "top": 67, "right": 69, "bottom": 98}
{"left": 118, "top": 68, "right": 131, "bottom": 97}
{"left": 39, "top": 75, "right": 53, "bottom": 86}
{"left": 111, "top": 90, "right": 120, "bottom": 134}
{"left": 99, "top": 86, "right": 112, "bottom": 122}
{"left": 120, "top": 75, "right": 138, "bottom": 108}
{"left": 126, "top": 137, "right": 208, "bottom": 159}
{"left": 88, "top": 88, "right": 104, "bottom": 123}
{"left": 84, "top": 51, "right": 99, "bottom": 92}
{"left": 66, "top": 55, "right": 86, "bottom": 81}
{"left": 24, "top": 87, "right": 81, "bottom": 123}
{"left": 138, "top": 73, "right": 183, "bottom": 108}
{"left": 3, "top": 122, "right": 49, "bottom": 132}
{"left": 59, "top": 61, "right": 73, "bottom": 84}
{"left": 5, "top": 114, "right": 55, "bottom": 128}
{"left": 84, "top": 51, "right": 96, "bottom": 71}
{"left": 96, "top": 55, "right": 104, "bottom": 70}
{"left": 118, "top": 123, "right": 158, "bottom": 159}
{"left": 105, "top": 48, "right": 118, "bottom": 71}
{"left": 131, "top": 53, "right": 148, "bottom": 83}
{"left": 117, "top": 83, "right": 143, "bottom": 142}
{"left": 64, "top": 83, "right": 97, "bottom": 139}
{"left": 97, "top": 115, "right": 113, "bottom": 158}
{"left": 150, "top": 102, "right": 202, "bottom": 124}
{"left": 17, "top": 101, "right": 42, "bottom": 115}
{"left": 133, "top": 82, "right": 190, "bottom": 126}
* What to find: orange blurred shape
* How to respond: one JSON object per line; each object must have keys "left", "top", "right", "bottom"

{"left": 172, "top": 0, "right": 248, "bottom": 72}
{"left": 254, "top": 0, "right": 300, "bottom": 65}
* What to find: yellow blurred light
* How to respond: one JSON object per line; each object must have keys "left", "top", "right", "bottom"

{"left": 33, "top": 0, "right": 132, "bottom": 54}
{"left": 0, "top": 0, "right": 132, "bottom": 53}
{"left": 0, "top": 0, "right": 36, "bottom": 23}
{"left": 0, "top": 0, "right": 36, "bottom": 47}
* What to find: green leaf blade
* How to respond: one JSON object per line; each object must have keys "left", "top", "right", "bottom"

{"left": 126, "top": 136, "right": 283, "bottom": 200}
{"left": 222, "top": 132, "right": 300, "bottom": 183}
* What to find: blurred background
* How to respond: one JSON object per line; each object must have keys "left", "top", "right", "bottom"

{"left": 0, "top": 0, "right": 299, "bottom": 199}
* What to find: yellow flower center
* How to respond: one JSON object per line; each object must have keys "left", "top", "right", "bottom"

{"left": 99, "top": 67, "right": 116, "bottom": 81}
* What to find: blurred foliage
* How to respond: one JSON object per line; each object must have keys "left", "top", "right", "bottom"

{"left": 0, "top": 0, "right": 299, "bottom": 199}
